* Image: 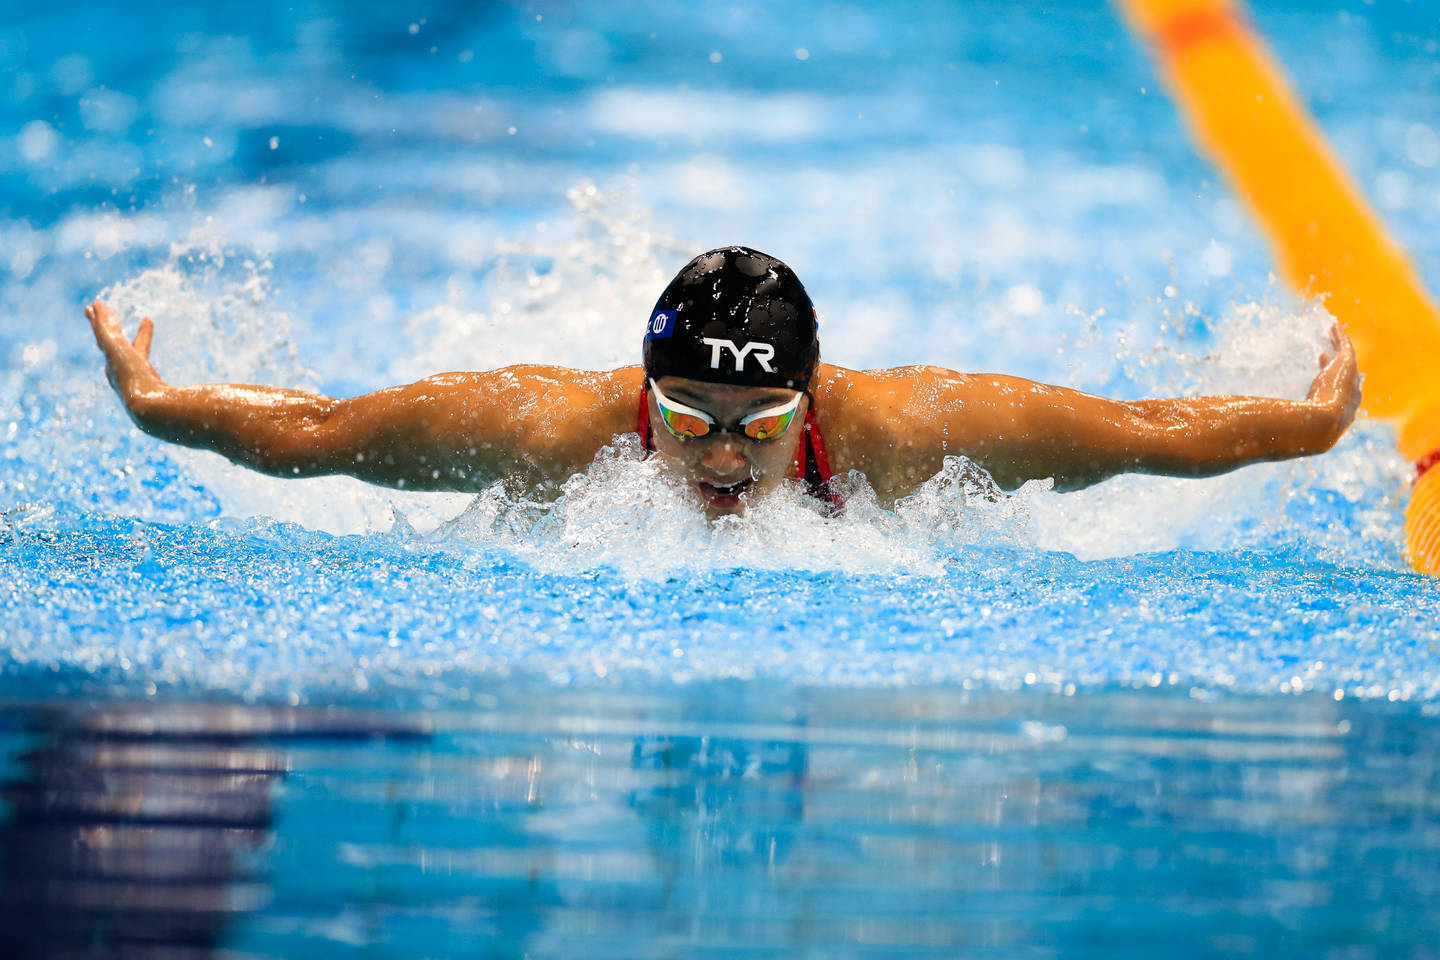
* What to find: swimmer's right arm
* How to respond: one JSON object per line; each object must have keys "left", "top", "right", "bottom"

{"left": 86, "top": 301, "right": 641, "bottom": 492}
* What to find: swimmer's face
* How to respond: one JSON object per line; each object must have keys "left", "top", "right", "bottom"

{"left": 649, "top": 376, "right": 809, "bottom": 518}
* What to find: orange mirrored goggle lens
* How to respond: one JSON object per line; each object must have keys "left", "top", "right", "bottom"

{"left": 742, "top": 410, "right": 795, "bottom": 440}
{"left": 651, "top": 379, "right": 802, "bottom": 443}
{"left": 659, "top": 407, "right": 712, "bottom": 439}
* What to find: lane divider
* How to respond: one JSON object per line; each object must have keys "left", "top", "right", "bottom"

{"left": 1114, "top": 0, "right": 1440, "bottom": 573}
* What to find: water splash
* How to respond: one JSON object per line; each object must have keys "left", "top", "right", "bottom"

{"left": 397, "top": 179, "right": 688, "bottom": 379}
{"left": 8, "top": 179, "right": 1409, "bottom": 573}
{"left": 429, "top": 437, "right": 986, "bottom": 579}
{"left": 2, "top": 171, "right": 1429, "bottom": 704}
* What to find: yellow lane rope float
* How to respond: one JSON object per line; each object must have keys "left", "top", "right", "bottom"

{"left": 1113, "top": 0, "right": 1440, "bottom": 573}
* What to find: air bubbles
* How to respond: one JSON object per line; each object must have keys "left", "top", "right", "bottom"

{"left": 20, "top": 339, "right": 56, "bottom": 368}
{"left": 1003, "top": 284, "right": 1044, "bottom": 317}
{"left": 1200, "top": 239, "right": 1233, "bottom": 278}
{"left": 0, "top": 27, "right": 27, "bottom": 71}
{"left": 547, "top": 29, "right": 610, "bottom": 78}
{"left": 50, "top": 53, "right": 92, "bottom": 95}
{"left": 78, "top": 87, "right": 138, "bottom": 133}
{"left": 1019, "top": 720, "right": 1067, "bottom": 742}
{"left": 1375, "top": 169, "right": 1411, "bottom": 211}
{"left": 16, "top": 119, "right": 57, "bottom": 164}
{"left": 1405, "top": 123, "right": 1440, "bottom": 168}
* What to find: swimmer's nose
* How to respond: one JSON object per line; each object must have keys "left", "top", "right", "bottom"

{"left": 699, "top": 437, "right": 748, "bottom": 476}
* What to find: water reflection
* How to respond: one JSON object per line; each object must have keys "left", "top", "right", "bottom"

{"left": 0, "top": 704, "right": 281, "bottom": 958}
{"left": 0, "top": 703, "right": 427, "bottom": 959}
{"left": 0, "top": 689, "right": 1436, "bottom": 958}
{"left": 631, "top": 730, "right": 808, "bottom": 870}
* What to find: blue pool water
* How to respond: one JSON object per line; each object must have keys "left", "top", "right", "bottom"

{"left": 3, "top": 0, "right": 1440, "bottom": 955}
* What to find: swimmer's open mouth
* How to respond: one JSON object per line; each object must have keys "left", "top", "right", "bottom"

{"left": 697, "top": 478, "right": 754, "bottom": 507}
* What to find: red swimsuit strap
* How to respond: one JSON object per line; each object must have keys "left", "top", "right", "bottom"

{"left": 805, "top": 407, "right": 834, "bottom": 483}
{"left": 798, "top": 405, "right": 841, "bottom": 507}
{"left": 637, "top": 385, "right": 654, "bottom": 455}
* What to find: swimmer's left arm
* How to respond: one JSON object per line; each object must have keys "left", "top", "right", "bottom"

{"left": 959, "top": 322, "right": 1359, "bottom": 492}
{"left": 823, "top": 323, "right": 1360, "bottom": 495}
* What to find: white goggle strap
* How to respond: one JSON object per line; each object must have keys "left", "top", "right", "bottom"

{"left": 739, "top": 390, "right": 803, "bottom": 428}
{"left": 649, "top": 379, "right": 716, "bottom": 427}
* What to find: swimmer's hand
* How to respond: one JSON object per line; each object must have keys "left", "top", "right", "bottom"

{"left": 86, "top": 300, "right": 165, "bottom": 423}
{"left": 1306, "top": 321, "right": 1361, "bottom": 441}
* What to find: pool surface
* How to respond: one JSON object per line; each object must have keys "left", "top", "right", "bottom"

{"left": 2, "top": 0, "right": 1440, "bottom": 955}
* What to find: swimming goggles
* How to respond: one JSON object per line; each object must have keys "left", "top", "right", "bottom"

{"left": 649, "top": 379, "right": 802, "bottom": 442}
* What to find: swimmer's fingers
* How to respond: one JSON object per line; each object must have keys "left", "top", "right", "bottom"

{"left": 1336, "top": 323, "right": 1355, "bottom": 371}
{"left": 1320, "top": 321, "right": 1351, "bottom": 367}
{"left": 84, "top": 300, "right": 125, "bottom": 390}
{"left": 134, "top": 316, "right": 154, "bottom": 359}
{"left": 1307, "top": 322, "right": 1361, "bottom": 434}
{"left": 1307, "top": 323, "right": 1350, "bottom": 391}
{"left": 85, "top": 300, "right": 132, "bottom": 361}
{"left": 85, "top": 299, "right": 163, "bottom": 401}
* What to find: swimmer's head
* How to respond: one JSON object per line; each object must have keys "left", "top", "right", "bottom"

{"left": 643, "top": 246, "right": 819, "bottom": 392}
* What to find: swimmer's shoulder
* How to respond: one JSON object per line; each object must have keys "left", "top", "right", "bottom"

{"left": 422, "top": 364, "right": 641, "bottom": 415}
{"left": 579, "top": 364, "right": 645, "bottom": 435}
{"left": 811, "top": 362, "right": 981, "bottom": 428}
{"left": 506, "top": 363, "right": 643, "bottom": 440}
{"left": 424, "top": 363, "right": 642, "bottom": 464}
{"left": 809, "top": 362, "right": 1005, "bottom": 491}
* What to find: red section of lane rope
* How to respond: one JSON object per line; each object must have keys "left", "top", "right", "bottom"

{"left": 1155, "top": 6, "right": 1243, "bottom": 53}
{"left": 1416, "top": 449, "right": 1440, "bottom": 481}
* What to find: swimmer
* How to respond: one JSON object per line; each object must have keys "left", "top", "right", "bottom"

{"left": 86, "top": 246, "right": 1359, "bottom": 516}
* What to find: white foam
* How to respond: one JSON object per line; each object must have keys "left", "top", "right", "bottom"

{"left": 587, "top": 88, "right": 826, "bottom": 142}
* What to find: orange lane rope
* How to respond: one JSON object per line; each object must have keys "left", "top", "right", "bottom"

{"left": 1114, "top": 0, "right": 1440, "bottom": 573}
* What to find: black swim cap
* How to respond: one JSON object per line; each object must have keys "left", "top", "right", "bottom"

{"left": 643, "top": 246, "right": 819, "bottom": 391}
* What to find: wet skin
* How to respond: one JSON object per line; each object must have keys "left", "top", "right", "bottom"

{"left": 86, "top": 299, "right": 1360, "bottom": 508}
